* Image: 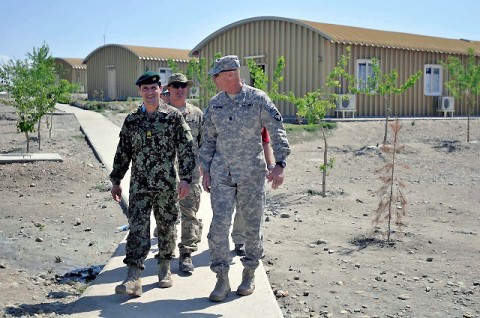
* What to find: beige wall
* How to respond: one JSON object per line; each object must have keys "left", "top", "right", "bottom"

{"left": 194, "top": 19, "right": 479, "bottom": 118}
{"left": 86, "top": 47, "right": 189, "bottom": 100}
{"left": 55, "top": 59, "right": 87, "bottom": 93}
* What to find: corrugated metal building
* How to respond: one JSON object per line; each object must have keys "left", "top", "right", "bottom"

{"left": 54, "top": 58, "right": 87, "bottom": 92}
{"left": 190, "top": 16, "right": 480, "bottom": 118}
{"left": 84, "top": 44, "right": 191, "bottom": 100}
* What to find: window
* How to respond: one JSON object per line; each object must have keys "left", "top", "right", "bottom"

{"left": 158, "top": 68, "right": 172, "bottom": 86}
{"left": 424, "top": 65, "right": 442, "bottom": 96}
{"left": 356, "top": 59, "right": 374, "bottom": 91}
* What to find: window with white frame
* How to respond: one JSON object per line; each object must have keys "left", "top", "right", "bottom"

{"left": 158, "top": 68, "right": 172, "bottom": 86}
{"left": 424, "top": 65, "right": 442, "bottom": 96}
{"left": 356, "top": 59, "right": 374, "bottom": 91}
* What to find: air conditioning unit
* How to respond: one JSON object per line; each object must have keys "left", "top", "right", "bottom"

{"left": 438, "top": 96, "right": 454, "bottom": 111}
{"left": 335, "top": 94, "right": 356, "bottom": 111}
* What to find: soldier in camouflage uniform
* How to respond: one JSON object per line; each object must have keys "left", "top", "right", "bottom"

{"left": 200, "top": 55, "right": 291, "bottom": 302}
{"left": 166, "top": 73, "right": 204, "bottom": 272}
{"left": 110, "top": 71, "right": 195, "bottom": 297}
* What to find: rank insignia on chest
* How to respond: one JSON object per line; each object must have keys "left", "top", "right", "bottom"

{"left": 147, "top": 131, "right": 152, "bottom": 139}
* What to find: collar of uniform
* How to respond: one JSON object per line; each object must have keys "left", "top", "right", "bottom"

{"left": 222, "top": 84, "right": 247, "bottom": 104}
{"left": 141, "top": 102, "right": 169, "bottom": 115}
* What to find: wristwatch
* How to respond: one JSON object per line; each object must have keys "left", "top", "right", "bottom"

{"left": 276, "top": 160, "right": 287, "bottom": 168}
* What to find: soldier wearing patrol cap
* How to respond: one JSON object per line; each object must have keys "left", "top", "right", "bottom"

{"left": 110, "top": 71, "right": 195, "bottom": 296}
{"left": 200, "top": 55, "right": 291, "bottom": 302}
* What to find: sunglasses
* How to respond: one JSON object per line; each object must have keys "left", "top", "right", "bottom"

{"left": 213, "top": 69, "right": 236, "bottom": 78}
{"left": 161, "top": 92, "right": 170, "bottom": 97}
{"left": 169, "top": 82, "right": 188, "bottom": 89}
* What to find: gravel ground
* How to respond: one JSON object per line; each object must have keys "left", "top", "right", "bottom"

{"left": 1, "top": 102, "right": 479, "bottom": 317}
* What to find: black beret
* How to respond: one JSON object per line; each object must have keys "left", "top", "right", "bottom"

{"left": 136, "top": 71, "right": 161, "bottom": 86}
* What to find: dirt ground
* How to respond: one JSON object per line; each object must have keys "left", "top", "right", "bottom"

{"left": 0, "top": 101, "right": 479, "bottom": 318}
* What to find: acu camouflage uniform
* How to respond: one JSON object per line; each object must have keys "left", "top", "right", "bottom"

{"left": 110, "top": 102, "right": 195, "bottom": 269}
{"left": 176, "top": 102, "right": 204, "bottom": 254}
{"left": 199, "top": 83, "right": 290, "bottom": 275}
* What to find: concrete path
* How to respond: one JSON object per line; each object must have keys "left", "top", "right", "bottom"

{"left": 55, "top": 104, "right": 283, "bottom": 318}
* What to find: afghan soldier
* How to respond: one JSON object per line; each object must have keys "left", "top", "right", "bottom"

{"left": 110, "top": 71, "right": 195, "bottom": 297}
{"left": 200, "top": 55, "right": 291, "bottom": 302}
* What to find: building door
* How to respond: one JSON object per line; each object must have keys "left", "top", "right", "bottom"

{"left": 107, "top": 67, "right": 117, "bottom": 100}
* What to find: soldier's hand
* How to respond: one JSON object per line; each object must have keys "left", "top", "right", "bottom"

{"left": 202, "top": 172, "right": 211, "bottom": 193}
{"left": 111, "top": 184, "right": 122, "bottom": 203}
{"left": 178, "top": 180, "right": 190, "bottom": 199}
{"left": 267, "top": 165, "right": 285, "bottom": 190}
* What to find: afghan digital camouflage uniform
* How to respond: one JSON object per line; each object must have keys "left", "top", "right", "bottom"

{"left": 199, "top": 84, "right": 290, "bottom": 275}
{"left": 110, "top": 102, "right": 195, "bottom": 269}
{"left": 176, "top": 102, "right": 203, "bottom": 254}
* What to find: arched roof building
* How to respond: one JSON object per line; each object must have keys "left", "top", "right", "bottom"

{"left": 54, "top": 57, "right": 87, "bottom": 93}
{"left": 84, "top": 44, "right": 191, "bottom": 100}
{"left": 190, "top": 16, "right": 479, "bottom": 117}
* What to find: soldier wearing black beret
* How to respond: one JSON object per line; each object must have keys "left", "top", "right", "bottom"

{"left": 135, "top": 71, "right": 162, "bottom": 86}
{"left": 109, "top": 71, "right": 195, "bottom": 296}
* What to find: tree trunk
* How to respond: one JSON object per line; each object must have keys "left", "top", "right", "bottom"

{"left": 467, "top": 113, "right": 470, "bottom": 143}
{"left": 25, "top": 131, "right": 30, "bottom": 153}
{"left": 321, "top": 125, "right": 328, "bottom": 197}
{"left": 37, "top": 120, "right": 42, "bottom": 150}
{"left": 383, "top": 97, "right": 391, "bottom": 145}
{"left": 48, "top": 113, "right": 53, "bottom": 138}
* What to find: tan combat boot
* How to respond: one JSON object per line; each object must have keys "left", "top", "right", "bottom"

{"left": 209, "top": 272, "right": 231, "bottom": 302}
{"left": 179, "top": 253, "right": 194, "bottom": 272}
{"left": 158, "top": 259, "right": 173, "bottom": 288}
{"left": 236, "top": 268, "right": 255, "bottom": 296}
{"left": 115, "top": 266, "right": 142, "bottom": 297}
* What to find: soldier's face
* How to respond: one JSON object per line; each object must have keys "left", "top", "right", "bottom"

{"left": 138, "top": 84, "right": 161, "bottom": 105}
{"left": 212, "top": 72, "right": 227, "bottom": 91}
{"left": 168, "top": 83, "right": 187, "bottom": 103}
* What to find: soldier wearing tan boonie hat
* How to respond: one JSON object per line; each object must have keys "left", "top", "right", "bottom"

{"left": 167, "top": 73, "right": 193, "bottom": 87}
{"left": 152, "top": 72, "right": 204, "bottom": 274}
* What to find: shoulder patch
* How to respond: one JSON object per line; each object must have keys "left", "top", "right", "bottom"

{"left": 266, "top": 103, "right": 282, "bottom": 122}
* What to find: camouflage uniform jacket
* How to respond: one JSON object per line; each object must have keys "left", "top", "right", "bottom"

{"left": 199, "top": 84, "right": 290, "bottom": 180}
{"left": 110, "top": 103, "right": 195, "bottom": 193}
{"left": 175, "top": 102, "right": 203, "bottom": 184}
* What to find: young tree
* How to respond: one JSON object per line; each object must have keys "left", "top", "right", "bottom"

{"left": 293, "top": 90, "right": 335, "bottom": 197}
{"left": 248, "top": 56, "right": 335, "bottom": 197}
{"left": 373, "top": 119, "right": 409, "bottom": 242}
{"left": 366, "top": 59, "right": 422, "bottom": 145}
{"left": 329, "top": 47, "right": 422, "bottom": 145}
{"left": 0, "top": 43, "right": 76, "bottom": 152}
{"left": 1, "top": 58, "right": 41, "bottom": 152}
{"left": 443, "top": 48, "right": 480, "bottom": 142}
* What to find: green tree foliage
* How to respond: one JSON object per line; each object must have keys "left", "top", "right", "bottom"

{"left": 247, "top": 56, "right": 335, "bottom": 197}
{"left": 166, "top": 53, "right": 222, "bottom": 109}
{"left": 246, "top": 56, "right": 286, "bottom": 101}
{"left": 0, "top": 43, "right": 77, "bottom": 152}
{"left": 166, "top": 59, "right": 180, "bottom": 74}
{"left": 367, "top": 59, "right": 422, "bottom": 145}
{"left": 442, "top": 48, "right": 480, "bottom": 142}
{"left": 329, "top": 47, "right": 422, "bottom": 144}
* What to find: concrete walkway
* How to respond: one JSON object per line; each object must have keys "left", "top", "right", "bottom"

{"left": 55, "top": 104, "right": 283, "bottom": 318}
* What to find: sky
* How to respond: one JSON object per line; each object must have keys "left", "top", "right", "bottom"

{"left": 1, "top": 0, "right": 479, "bottom": 64}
